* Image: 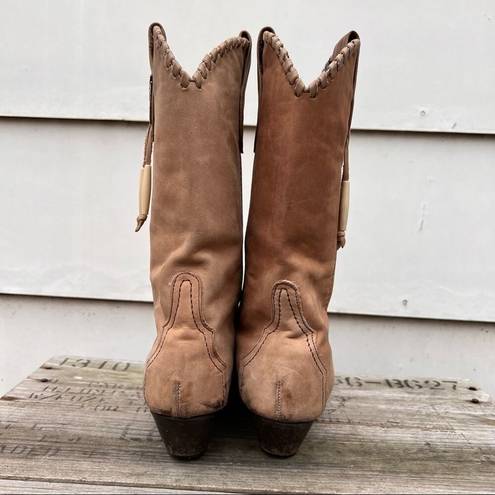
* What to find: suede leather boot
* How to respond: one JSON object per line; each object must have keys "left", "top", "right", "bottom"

{"left": 237, "top": 27, "right": 360, "bottom": 456}
{"left": 136, "top": 23, "right": 251, "bottom": 459}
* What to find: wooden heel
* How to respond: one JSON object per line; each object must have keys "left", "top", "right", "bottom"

{"left": 151, "top": 412, "right": 215, "bottom": 460}
{"left": 255, "top": 415, "right": 313, "bottom": 457}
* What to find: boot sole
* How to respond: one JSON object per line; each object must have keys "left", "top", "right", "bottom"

{"left": 254, "top": 415, "right": 313, "bottom": 457}
{"left": 151, "top": 412, "right": 215, "bottom": 459}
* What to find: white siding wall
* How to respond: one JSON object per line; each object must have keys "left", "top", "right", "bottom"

{"left": 1, "top": 121, "right": 494, "bottom": 321}
{"left": 1, "top": 2, "right": 494, "bottom": 390}
{"left": 2, "top": 0, "right": 494, "bottom": 133}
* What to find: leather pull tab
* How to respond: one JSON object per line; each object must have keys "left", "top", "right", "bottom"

{"left": 135, "top": 164, "right": 152, "bottom": 232}
{"left": 337, "top": 180, "right": 350, "bottom": 249}
{"left": 135, "top": 74, "right": 154, "bottom": 233}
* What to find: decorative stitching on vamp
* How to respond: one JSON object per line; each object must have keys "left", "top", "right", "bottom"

{"left": 145, "top": 272, "right": 227, "bottom": 407}
{"left": 285, "top": 288, "right": 327, "bottom": 376}
{"left": 275, "top": 380, "right": 283, "bottom": 420}
{"left": 186, "top": 278, "right": 224, "bottom": 375}
{"left": 263, "top": 31, "right": 360, "bottom": 97}
{"left": 146, "top": 274, "right": 185, "bottom": 368}
{"left": 240, "top": 281, "right": 327, "bottom": 409}
{"left": 242, "top": 287, "right": 283, "bottom": 369}
{"left": 146, "top": 274, "right": 226, "bottom": 374}
{"left": 174, "top": 381, "right": 182, "bottom": 416}
{"left": 182, "top": 271, "right": 227, "bottom": 369}
{"left": 153, "top": 26, "right": 250, "bottom": 89}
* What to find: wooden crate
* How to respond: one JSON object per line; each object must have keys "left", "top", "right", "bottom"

{"left": 0, "top": 356, "right": 494, "bottom": 494}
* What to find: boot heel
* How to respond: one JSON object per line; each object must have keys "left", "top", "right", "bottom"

{"left": 255, "top": 415, "right": 313, "bottom": 457}
{"left": 151, "top": 412, "right": 215, "bottom": 459}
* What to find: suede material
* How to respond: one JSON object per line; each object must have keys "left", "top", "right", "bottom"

{"left": 144, "top": 25, "right": 251, "bottom": 418}
{"left": 237, "top": 30, "right": 360, "bottom": 422}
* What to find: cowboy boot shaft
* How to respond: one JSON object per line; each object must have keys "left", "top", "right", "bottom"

{"left": 144, "top": 23, "right": 251, "bottom": 420}
{"left": 238, "top": 28, "right": 360, "bottom": 425}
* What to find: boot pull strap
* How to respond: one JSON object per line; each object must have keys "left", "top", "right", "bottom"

{"left": 337, "top": 144, "right": 350, "bottom": 248}
{"left": 337, "top": 31, "right": 360, "bottom": 249}
{"left": 135, "top": 24, "right": 163, "bottom": 232}
{"left": 135, "top": 74, "right": 154, "bottom": 232}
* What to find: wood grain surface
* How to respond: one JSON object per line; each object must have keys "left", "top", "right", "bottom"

{"left": 0, "top": 356, "right": 493, "bottom": 494}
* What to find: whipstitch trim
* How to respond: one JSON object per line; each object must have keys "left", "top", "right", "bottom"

{"left": 153, "top": 26, "right": 250, "bottom": 89}
{"left": 263, "top": 31, "right": 360, "bottom": 97}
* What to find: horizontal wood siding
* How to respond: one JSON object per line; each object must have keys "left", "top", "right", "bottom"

{"left": 1, "top": 120, "right": 494, "bottom": 322}
{"left": 0, "top": 0, "right": 494, "bottom": 133}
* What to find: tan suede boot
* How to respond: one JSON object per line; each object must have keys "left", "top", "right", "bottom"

{"left": 136, "top": 23, "right": 251, "bottom": 458}
{"left": 237, "top": 27, "right": 360, "bottom": 456}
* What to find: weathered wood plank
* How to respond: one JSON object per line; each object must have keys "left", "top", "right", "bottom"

{"left": 0, "top": 356, "right": 494, "bottom": 494}
{"left": 0, "top": 479, "right": 207, "bottom": 494}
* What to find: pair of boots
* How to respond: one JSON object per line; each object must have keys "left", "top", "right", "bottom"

{"left": 136, "top": 23, "right": 360, "bottom": 458}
